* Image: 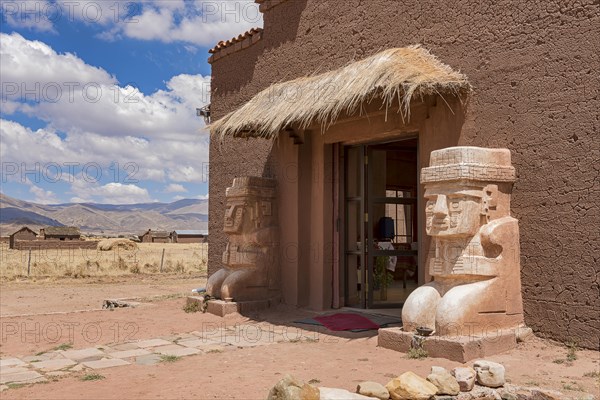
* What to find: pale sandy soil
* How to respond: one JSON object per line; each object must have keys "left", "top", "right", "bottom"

{"left": 0, "top": 279, "right": 598, "bottom": 399}
{"left": 0, "top": 275, "right": 205, "bottom": 316}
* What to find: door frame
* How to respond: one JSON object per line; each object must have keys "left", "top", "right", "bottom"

{"left": 339, "top": 136, "right": 420, "bottom": 309}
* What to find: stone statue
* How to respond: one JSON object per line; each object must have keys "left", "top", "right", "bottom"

{"left": 402, "top": 147, "right": 524, "bottom": 336}
{"left": 206, "top": 177, "right": 279, "bottom": 302}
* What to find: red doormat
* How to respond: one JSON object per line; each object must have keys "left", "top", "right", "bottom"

{"left": 313, "top": 313, "right": 380, "bottom": 331}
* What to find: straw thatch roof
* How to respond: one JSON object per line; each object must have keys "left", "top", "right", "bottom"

{"left": 44, "top": 226, "right": 80, "bottom": 236}
{"left": 210, "top": 45, "right": 471, "bottom": 140}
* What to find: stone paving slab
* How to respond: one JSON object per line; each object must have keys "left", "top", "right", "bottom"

{"left": 136, "top": 339, "right": 173, "bottom": 348}
{"left": 31, "top": 359, "right": 77, "bottom": 371}
{"left": 22, "top": 354, "right": 52, "bottom": 363}
{"left": 153, "top": 345, "right": 201, "bottom": 357}
{"left": 82, "top": 358, "right": 130, "bottom": 369}
{"left": 23, "top": 352, "right": 66, "bottom": 361}
{"left": 0, "top": 370, "right": 45, "bottom": 385}
{"left": 108, "top": 342, "right": 140, "bottom": 351}
{"left": 0, "top": 358, "right": 26, "bottom": 368}
{"left": 0, "top": 325, "right": 311, "bottom": 389}
{"left": 60, "top": 348, "right": 105, "bottom": 361}
{"left": 178, "top": 338, "right": 219, "bottom": 348}
{"left": 108, "top": 349, "right": 151, "bottom": 359}
{"left": 0, "top": 367, "right": 30, "bottom": 375}
{"left": 135, "top": 354, "right": 162, "bottom": 366}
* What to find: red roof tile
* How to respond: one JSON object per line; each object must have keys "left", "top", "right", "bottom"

{"left": 208, "top": 27, "right": 263, "bottom": 55}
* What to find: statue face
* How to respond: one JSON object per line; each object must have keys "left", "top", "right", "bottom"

{"left": 425, "top": 186, "right": 483, "bottom": 237}
{"left": 224, "top": 202, "right": 246, "bottom": 234}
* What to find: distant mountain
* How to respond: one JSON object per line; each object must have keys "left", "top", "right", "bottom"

{"left": 0, "top": 193, "right": 208, "bottom": 236}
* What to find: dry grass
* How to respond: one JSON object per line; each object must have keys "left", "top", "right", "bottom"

{"left": 0, "top": 242, "right": 207, "bottom": 280}
{"left": 97, "top": 238, "right": 138, "bottom": 251}
{"left": 211, "top": 45, "right": 471, "bottom": 140}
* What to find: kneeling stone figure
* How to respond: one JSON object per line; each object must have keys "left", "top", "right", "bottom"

{"left": 402, "top": 147, "right": 524, "bottom": 335}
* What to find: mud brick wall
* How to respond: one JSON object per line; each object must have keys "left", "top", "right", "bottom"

{"left": 14, "top": 240, "right": 99, "bottom": 250}
{"left": 208, "top": 0, "right": 600, "bottom": 348}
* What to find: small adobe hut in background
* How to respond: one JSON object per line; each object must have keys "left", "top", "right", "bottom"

{"left": 171, "top": 230, "right": 207, "bottom": 243}
{"left": 39, "top": 226, "right": 81, "bottom": 241}
{"left": 140, "top": 229, "right": 171, "bottom": 243}
{"left": 9, "top": 227, "right": 37, "bottom": 249}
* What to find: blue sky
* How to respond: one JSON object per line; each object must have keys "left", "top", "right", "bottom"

{"left": 0, "top": 0, "right": 262, "bottom": 204}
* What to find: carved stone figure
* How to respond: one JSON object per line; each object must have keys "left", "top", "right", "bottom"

{"left": 402, "top": 147, "right": 524, "bottom": 335}
{"left": 206, "top": 177, "right": 279, "bottom": 302}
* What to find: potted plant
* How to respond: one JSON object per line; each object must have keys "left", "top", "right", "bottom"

{"left": 373, "top": 256, "right": 394, "bottom": 300}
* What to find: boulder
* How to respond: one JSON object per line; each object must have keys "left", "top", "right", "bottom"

{"left": 473, "top": 360, "right": 505, "bottom": 388}
{"left": 452, "top": 367, "right": 477, "bottom": 392}
{"left": 426, "top": 366, "right": 460, "bottom": 395}
{"left": 385, "top": 371, "right": 438, "bottom": 400}
{"left": 320, "top": 387, "right": 375, "bottom": 399}
{"left": 356, "top": 381, "right": 390, "bottom": 400}
{"left": 267, "top": 375, "right": 319, "bottom": 400}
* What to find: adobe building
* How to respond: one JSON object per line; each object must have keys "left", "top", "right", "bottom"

{"left": 140, "top": 229, "right": 171, "bottom": 243}
{"left": 39, "top": 226, "right": 80, "bottom": 241}
{"left": 207, "top": 0, "right": 599, "bottom": 349}
{"left": 9, "top": 227, "right": 37, "bottom": 249}
{"left": 171, "top": 230, "right": 207, "bottom": 244}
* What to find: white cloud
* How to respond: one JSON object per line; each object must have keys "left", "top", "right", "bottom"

{"left": 4, "top": 1, "right": 263, "bottom": 46}
{"left": 1, "top": 34, "right": 211, "bottom": 204}
{"left": 25, "top": 178, "right": 59, "bottom": 204}
{"left": 88, "top": 182, "right": 153, "bottom": 204}
{"left": 1, "top": 120, "right": 210, "bottom": 185}
{"left": 0, "top": 32, "right": 116, "bottom": 93}
{"left": 66, "top": 174, "right": 153, "bottom": 204}
{"left": 1, "top": 0, "right": 56, "bottom": 32}
{"left": 1, "top": 33, "right": 211, "bottom": 142}
{"left": 165, "top": 183, "right": 187, "bottom": 193}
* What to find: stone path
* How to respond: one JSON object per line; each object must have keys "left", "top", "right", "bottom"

{"left": 0, "top": 322, "right": 323, "bottom": 391}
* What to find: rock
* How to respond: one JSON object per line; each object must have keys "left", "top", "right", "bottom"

{"left": 267, "top": 375, "right": 319, "bottom": 400}
{"left": 356, "top": 381, "right": 389, "bottom": 400}
{"left": 515, "top": 327, "right": 533, "bottom": 343}
{"left": 452, "top": 367, "right": 476, "bottom": 392}
{"left": 320, "top": 387, "right": 374, "bottom": 399}
{"left": 473, "top": 360, "right": 505, "bottom": 388}
{"left": 386, "top": 371, "right": 438, "bottom": 400}
{"left": 455, "top": 386, "right": 501, "bottom": 399}
{"left": 300, "top": 384, "right": 320, "bottom": 400}
{"left": 427, "top": 366, "right": 460, "bottom": 395}
{"left": 520, "top": 388, "right": 566, "bottom": 400}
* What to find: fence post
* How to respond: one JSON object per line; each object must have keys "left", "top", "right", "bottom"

{"left": 160, "top": 248, "right": 165, "bottom": 272}
{"left": 27, "top": 248, "right": 32, "bottom": 276}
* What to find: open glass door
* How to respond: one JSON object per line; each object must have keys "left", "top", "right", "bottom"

{"left": 367, "top": 141, "right": 419, "bottom": 308}
{"left": 343, "top": 138, "right": 419, "bottom": 309}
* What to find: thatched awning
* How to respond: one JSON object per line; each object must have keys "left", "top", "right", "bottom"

{"left": 210, "top": 45, "right": 471, "bottom": 140}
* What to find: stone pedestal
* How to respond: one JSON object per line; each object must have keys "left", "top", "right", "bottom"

{"left": 378, "top": 326, "right": 533, "bottom": 363}
{"left": 205, "top": 297, "right": 281, "bottom": 317}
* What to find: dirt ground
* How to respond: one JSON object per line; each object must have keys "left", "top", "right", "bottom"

{"left": 0, "top": 278, "right": 599, "bottom": 399}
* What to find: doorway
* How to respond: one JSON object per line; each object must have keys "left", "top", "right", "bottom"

{"left": 343, "top": 138, "right": 419, "bottom": 308}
